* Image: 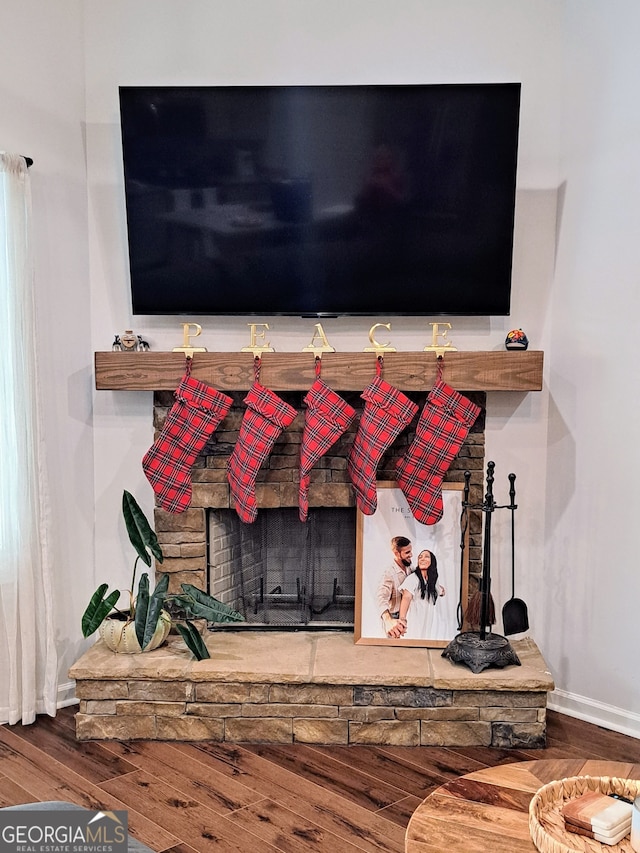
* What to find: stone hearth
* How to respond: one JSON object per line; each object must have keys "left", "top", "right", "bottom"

{"left": 70, "top": 632, "right": 553, "bottom": 747}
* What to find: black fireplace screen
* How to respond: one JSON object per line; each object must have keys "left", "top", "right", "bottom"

{"left": 208, "top": 508, "right": 356, "bottom": 627}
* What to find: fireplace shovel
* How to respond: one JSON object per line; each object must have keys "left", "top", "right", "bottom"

{"left": 502, "top": 473, "right": 529, "bottom": 635}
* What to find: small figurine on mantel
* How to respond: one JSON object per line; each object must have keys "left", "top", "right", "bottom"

{"left": 111, "top": 330, "right": 150, "bottom": 351}
{"left": 505, "top": 328, "right": 529, "bottom": 350}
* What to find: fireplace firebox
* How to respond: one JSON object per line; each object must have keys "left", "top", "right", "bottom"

{"left": 208, "top": 507, "right": 356, "bottom": 628}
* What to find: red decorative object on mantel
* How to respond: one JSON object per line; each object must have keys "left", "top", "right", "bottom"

{"left": 505, "top": 328, "right": 529, "bottom": 350}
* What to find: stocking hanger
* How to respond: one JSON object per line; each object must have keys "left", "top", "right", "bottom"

{"left": 172, "top": 322, "right": 207, "bottom": 359}
{"left": 423, "top": 321, "right": 457, "bottom": 360}
{"left": 424, "top": 350, "right": 445, "bottom": 386}
{"left": 242, "top": 344, "right": 274, "bottom": 358}
{"left": 363, "top": 324, "right": 394, "bottom": 377}
{"left": 299, "top": 354, "right": 324, "bottom": 380}
{"left": 302, "top": 334, "right": 335, "bottom": 380}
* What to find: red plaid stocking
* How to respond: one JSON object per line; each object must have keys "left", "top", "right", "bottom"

{"left": 299, "top": 379, "right": 356, "bottom": 522}
{"left": 396, "top": 379, "right": 481, "bottom": 525}
{"left": 347, "top": 376, "right": 419, "bottom": 516}
{"left": 142, "top": 374, "right": 233, "bottom": 513}
{"left": 227, "top": 382, "right": 297, "bottom": 523}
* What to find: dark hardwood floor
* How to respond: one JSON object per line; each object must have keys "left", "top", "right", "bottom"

{"left": 1, "top": 707, "right": 639, "bottom": 852}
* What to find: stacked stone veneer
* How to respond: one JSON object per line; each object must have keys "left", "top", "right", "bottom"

{"left": 152, "top": 389, "right": 487, "bottom": 600}
{"left": 70, "top": 633, "right": 553, "bottom": 747}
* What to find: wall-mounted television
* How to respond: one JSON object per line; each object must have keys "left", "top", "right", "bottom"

{"left": 119, "top": 83, "right": 520, "bottom": 317}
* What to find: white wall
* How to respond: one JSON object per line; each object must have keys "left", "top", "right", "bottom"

{"left": 5, "top": 0, "right": 637, "bottom": 733}
{"left": 543, "top": 1, "right": 640, "bottom": 733}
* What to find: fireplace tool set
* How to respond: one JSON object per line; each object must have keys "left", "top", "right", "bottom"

{"left": 442, "top": 460, "right": 525, "bottom": 673}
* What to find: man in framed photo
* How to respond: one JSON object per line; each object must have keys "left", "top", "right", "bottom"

{"left": 376, "top": 535, "right": 413, "bottom": 637}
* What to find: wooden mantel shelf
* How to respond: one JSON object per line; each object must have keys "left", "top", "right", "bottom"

{"left": 95, "top": 350, "right": 543, "bottom": 392}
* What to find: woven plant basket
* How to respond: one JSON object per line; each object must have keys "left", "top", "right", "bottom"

{"left": 98, "top": 610, "right": 171, "bottom": 654}
{"left": 529, "top": 775, "right": 640, "bottom": 853}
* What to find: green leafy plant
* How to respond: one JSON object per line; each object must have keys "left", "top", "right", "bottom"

{"left": 81, "top": 490, "right": 244, "bottom": 658}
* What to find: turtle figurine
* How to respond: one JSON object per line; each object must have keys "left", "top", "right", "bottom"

{"left": 505, "top": 328, "right": 529, "bottom": 351}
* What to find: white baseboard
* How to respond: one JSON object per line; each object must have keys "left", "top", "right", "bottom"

{"left": 549, "top": 689, "right": 640, "bottom": 740}
{"left": 0, "top": 683, "right": 78, "bottom": 724}
{"left": 57, "top": 680, "right": 78, "bottom": 709}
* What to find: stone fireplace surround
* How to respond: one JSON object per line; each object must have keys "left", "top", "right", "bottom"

{"left": 72, "top": 350, "right": 551, "bottom": 746}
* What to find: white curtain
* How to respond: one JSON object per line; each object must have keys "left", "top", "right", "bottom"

{"left": 0, "top": 152, "right": 57, "bottom": 724}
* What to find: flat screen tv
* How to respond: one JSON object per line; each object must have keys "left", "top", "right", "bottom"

{"left": 119, "top": 83, "right": 520, "bottom": 316}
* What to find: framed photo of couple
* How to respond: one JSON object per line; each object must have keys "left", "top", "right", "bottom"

{"left": 355, "top": 482, "right": 469, "bottom": 648}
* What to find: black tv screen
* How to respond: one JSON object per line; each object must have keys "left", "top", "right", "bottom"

{"left": 119, "top": 83, "right": 520, "bottom": 316}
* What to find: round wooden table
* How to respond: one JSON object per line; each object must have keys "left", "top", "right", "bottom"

{"left": 405, "top": 759, "right": 640, "bottom": 853}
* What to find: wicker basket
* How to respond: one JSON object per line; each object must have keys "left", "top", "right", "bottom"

{"left": 529, "top": 775, "right": 640, "bottom": 852}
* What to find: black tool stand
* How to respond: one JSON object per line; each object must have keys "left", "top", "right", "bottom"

{"left": 442, "top": 462, "right": 521, "bottom": 674}
{"left": 442, "top": 631, "right": 520, "bottom": 674}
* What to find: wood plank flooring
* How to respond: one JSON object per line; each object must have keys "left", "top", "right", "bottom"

{"left": 1, "top": 707, "right": 639, "bottom": 852}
